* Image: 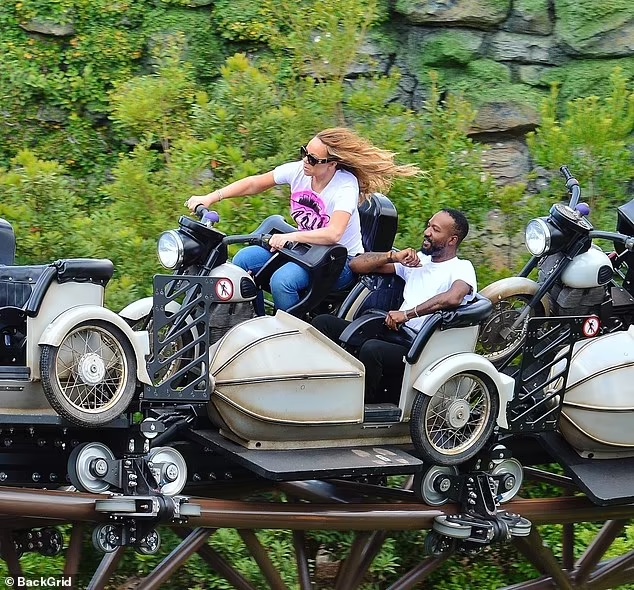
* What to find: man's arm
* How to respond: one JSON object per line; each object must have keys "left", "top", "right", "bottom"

{"left": 385, "top": 279, "right": 473, "bottom": 330}
{"left": 349, "top": 248, "right": 420, "bottom": 275}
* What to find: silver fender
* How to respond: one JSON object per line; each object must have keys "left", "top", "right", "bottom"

{"left": 38, "top": 306, "right": 151, "bottom": 385}
{"left": 119, "top": 296, "right": 181, "bottom": 322}
{"left": 412, "top": 353, "right": 515, "bottom": 430}
{"left": 480, "top": 277, "right": 551, "bottom": 316}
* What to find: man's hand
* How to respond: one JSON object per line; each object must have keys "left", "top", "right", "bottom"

{"left": 394, "top": 248, "right": 421, "bottom": 267}
{"left": 385, "top": 310, "right": 408, "bottom": 330}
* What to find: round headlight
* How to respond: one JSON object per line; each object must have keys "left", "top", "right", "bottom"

{"left": 158, "top": 230, "right": 184, "bottom": 269}
{"left": 525, "top": 218, "right": 551, "bottom": 256}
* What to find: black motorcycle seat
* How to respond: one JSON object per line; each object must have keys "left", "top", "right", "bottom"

{"left": 52, "top": 258, "right": 114, "bottom": 285}
{"left": 0, "top": 265, "right": 49, "bottom": 308}
{"left": 0, "top": 259, "right": 114, "bottom": 315}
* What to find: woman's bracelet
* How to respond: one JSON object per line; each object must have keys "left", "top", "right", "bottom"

{"left": 216, "top": 189, "right": 225, "bottom": 201}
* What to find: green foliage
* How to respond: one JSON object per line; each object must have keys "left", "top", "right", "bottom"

{"left": 109, "top": 34, "right": 198, "bottom": 154}
{"left": 526, "top": 67, "right": 634, "bottom": 227}
{"left": 419, "top": 31, "right": 481, "bottom": 67}
{"left": 212, "top": 0, "right": 279, "bottom": 44}
{"left": 554, "top": 0, "right": 634, "bottom": 47}
{"left": 539, "top": 57, "right": 634, "bottom": 104}
{"left": 0, "top": 151, "right": 89, "bottom": 263}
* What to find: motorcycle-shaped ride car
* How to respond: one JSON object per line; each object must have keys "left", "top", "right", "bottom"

{"left": 119, "top": 192, "right": 399, "bottom": 329}
{"left": 0, "top": 218, "right": 151, "bottom": 428}
{"left": 477, "top": 166, "right": 634, "bottom": 368}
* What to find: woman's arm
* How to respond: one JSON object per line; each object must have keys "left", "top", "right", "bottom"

{"left": 268, "top": 211, "right": 351, "bottom": 248}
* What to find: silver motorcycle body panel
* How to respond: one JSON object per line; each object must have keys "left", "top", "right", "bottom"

{"left": 207, "top": 311, "right": 503, "bottom": 450}
{"left": 208, "top": 263, "right": 257, "bottom": 303}
{"left": 558, "top": 326, "right": 634, "bottom": 458}
{"left": 560, "top": 247, "right": 613, "bottom": 288}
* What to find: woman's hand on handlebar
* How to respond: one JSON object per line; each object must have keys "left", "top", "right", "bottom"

{"left": 385, "top": 310, "right": 408, "bottom": 331}
{"left": 268, "top": 232, "right": 297, "bottom": 251}
{"left": 185, "top": 192, "right": 218, "bottom": 212}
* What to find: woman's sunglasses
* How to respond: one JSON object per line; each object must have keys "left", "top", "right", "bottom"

{"left": 300, "top": 145, "right": 336, "bottom": 166}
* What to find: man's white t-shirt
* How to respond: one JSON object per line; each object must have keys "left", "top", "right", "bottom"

{"left": 395, "top": 252, "right": 478, "bottom": 331}
{"left": 273, "top": 161, "right": 364, "bottom": 255}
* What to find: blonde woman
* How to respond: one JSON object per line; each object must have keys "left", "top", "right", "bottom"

{"left": 186, "top": 127, "right": 420, "bottom": 313}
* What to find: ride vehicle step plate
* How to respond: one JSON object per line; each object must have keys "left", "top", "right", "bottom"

{"left": 189, "top": 429, "right": 423, "bottom": 481}
{"left": 538, "top": 431, "right": 634, "bottom": 506}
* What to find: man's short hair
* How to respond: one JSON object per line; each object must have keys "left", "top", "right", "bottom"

{"left": 442, "top": 208, "right": 469, "bottom": 244}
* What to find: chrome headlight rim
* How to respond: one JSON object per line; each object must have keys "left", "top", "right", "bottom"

{"left": 157, "top": 230, "right": 184, "bottom": 269}
{"left": 525, "top": 218, "right": 551, "bottom": 257}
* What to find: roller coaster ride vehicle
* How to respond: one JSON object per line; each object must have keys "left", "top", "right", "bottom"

{"left": 118, "top": 192, "right": 399, "bottom": 330}
{"left": 477, "top": 165, "right": 634, "bottom": 368}
{"left": 0, "top": 218, "right": 151, "bottom": 428}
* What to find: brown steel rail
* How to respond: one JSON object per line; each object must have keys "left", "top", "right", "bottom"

{"left": 1, "top": 485, "right": 634, "bottom": 589}
{"left": 0, "top": 486, "right": 633, "bottom": 530}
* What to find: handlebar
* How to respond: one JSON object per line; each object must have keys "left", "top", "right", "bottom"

{"left": 589, "top": 230, "right": 634, "bottom": 252}
{"left": 222, "top": 233, "right": 292, "bottom": 249}
{"left": 560, "top": 165, "right": 581, "bottom": 209}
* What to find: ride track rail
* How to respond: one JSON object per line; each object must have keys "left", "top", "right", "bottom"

{"left": 1, "top": 476, "right": 634, "bottom": 590}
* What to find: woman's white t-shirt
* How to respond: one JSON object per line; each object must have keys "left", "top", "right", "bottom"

{"left": 395, "top": 253, "right": 478, "bottom": 331}
{"left": 273, "top": 161, "right": 364, "bottom": 255}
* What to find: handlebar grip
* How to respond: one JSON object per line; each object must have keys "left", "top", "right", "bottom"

{"left": 560, "top": 166, "right": 573, "bottom": 181}
{"left": 194, "top": 204, "right": 209, "bottom": 218}
{"left": 560, "top": 165, "right": 579, "bottom": 190}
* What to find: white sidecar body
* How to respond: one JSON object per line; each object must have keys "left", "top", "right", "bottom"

{"left": 559, "top": 325, "right": 634, "bottom": 458}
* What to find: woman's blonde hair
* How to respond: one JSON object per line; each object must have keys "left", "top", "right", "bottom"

{"left": 316, "top": 127, "right": 421, "bottom": 200}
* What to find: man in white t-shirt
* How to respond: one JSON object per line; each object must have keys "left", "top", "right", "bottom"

{"left": 312, "top": 208, "right": 477, "bottom": 403}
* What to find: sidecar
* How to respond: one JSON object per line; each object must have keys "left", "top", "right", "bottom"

{"left": 0, "top": 218, "right": 150, "bottom": 427}
{"left": 129, "top": 270, "right": 518, "bottom": 496}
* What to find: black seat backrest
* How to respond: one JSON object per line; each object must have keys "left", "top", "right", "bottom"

{"left": 0, "top": 219, "right": 16, "bottom": 266}
{"left": 337, "top": 273, "right": 405, "bottom": 321}
{"left": 359, "top": 193, "right": 398, "bottom": 253}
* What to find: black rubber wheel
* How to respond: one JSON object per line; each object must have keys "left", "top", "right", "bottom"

{"left": 477, "top": 295, "right": 545, "bottom": 367}
{"left": 92, "top": 524, "right": 119, "bottom": 553}
{"left": 410, "top": 371, "right": 499, "bottom": 466}
{"left": 41, "top": 320, "right": 136, "bottom": 427}
{"left": 67, "top": 442, "right": 115, "bottom": 493}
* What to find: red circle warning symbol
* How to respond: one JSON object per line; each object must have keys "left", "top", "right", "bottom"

{"left": 582, "top": 315, "right": 600, "bottom": 338}
{"left": 215, "top": 278, "right": 234, "bottom": 301}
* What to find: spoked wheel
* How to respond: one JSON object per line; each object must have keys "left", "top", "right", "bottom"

{"left": 147, "top": 446, "right": 188, "bottom": 496}
{"left": 68, "top": 442, "right": 115, "bottom": 493}
{"left": 130, "top": 312, "right": 195, "bottom": 386}
{"left": 413, "top": 465, "right": 459, "bottom": 505}
{"left": 477, "top": 295, "right": 544, "bottom": 367}
{"left": 40, "top": 320, "right": 136, "bottom": 427}
{"left": 410, "top": 372, "right": 499, "bottom": 465}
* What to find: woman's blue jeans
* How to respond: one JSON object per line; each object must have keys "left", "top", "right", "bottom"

{"left": 232, "top": 245, "right": 356, "bottom": 314}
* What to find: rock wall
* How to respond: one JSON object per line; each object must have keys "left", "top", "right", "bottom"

{"left": 19, "top": 0, "right": 634, "bottom": 187}
{"left": 381, "top": 0, "right": 634, "bottom": 186}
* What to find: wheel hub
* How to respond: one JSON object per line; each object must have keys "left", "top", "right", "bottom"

{"left": 447, "top": 399, "right": 470, "bottom": 429}
{"left": 78, "top": 353, "right": 106, "bottom": 385}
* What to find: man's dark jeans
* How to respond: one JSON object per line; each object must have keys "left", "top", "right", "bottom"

{"left": 311, "top": 314, "right": 408, "bottom": 404}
